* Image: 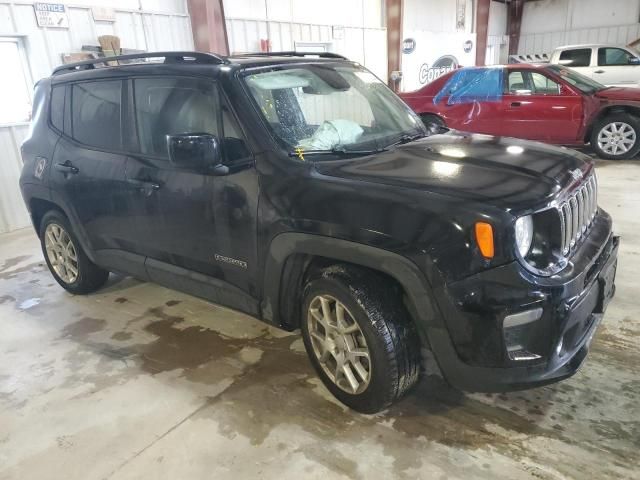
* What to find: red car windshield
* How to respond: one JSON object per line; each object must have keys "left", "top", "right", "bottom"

{"left": 546, "top": 65, "right": 605, "bottom": 94}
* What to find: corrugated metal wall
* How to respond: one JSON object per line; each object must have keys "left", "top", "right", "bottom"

{"left": 519, "top": 23, "right": 640, "bottom": 56}
{"left": 0, "top": 0, "right": 193, "bottom": 233}
{"left": 226, "top": 18, "right": 388, "bottom": 81}
{"left": 294, "top": 86, "right": 375, "bottom": 127}
{"left": 486, "top": 34, "right": 507, "bottom": 65}
{"left": 0, "top": 125, "right": 29, "bottom": 233}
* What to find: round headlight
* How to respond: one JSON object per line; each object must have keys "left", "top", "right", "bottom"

{"left": 515, "top": 215, "right": 533, "bottom": 257}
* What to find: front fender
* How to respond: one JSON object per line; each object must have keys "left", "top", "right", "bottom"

{"left": 261, "top": 232, "right": 444, "bottom": 332}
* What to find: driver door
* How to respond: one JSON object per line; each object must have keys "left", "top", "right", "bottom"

{"left": 594, "top": 47, "right": 640, "bottom": 86}
{"left": 124, "top": 76, "right": 258, "bottom": 296}
{"left": 501, "top": 69, "right": 583, "bottom": 144}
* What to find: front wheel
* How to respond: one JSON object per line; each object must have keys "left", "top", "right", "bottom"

{"left": 301, "top": 265, "right": 421, "bottom": 413}
{"left": 590, "top": 113, "right": 640, "bottom": 160}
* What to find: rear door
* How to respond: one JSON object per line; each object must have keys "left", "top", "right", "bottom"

{"left": 594, "top": 47, "right": 640, "bottom": 86}
{"left": 49, "top": 79, "right": 135, "bottom": 253}
{"left": 124, "top": 76, "right": 258, "bottom": 296}
{"left": 501, "top": 69, "right": 583, "bottom": 143}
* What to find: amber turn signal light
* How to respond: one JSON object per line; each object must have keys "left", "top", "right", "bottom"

{"left": 475, "top": 222, "right": 494, "bottom": 259}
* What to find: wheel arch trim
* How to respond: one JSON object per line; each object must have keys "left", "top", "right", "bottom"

{"left": 586, "top": 105, "right": 640, "bottom": 142}
{"left": 261, "top": 232, "right": 443, "bottom": 332}
{"left": 31, "top": 191, "right": 98, "bottom": 265}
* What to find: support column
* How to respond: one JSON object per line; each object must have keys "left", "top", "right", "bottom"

{"left": 186, "top": 0, "right": 229, "bottom": 56}
{"left": 507, "top": 0, "right": 525, "bottom": 56}
{"left": 475, "top": 0, "right": 490, "bottom": 66}
{"left": 386, "top": 0, "right": 403, "bottom": 91}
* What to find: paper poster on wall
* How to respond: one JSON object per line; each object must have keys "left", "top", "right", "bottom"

{"left": 400, "top": 32, "right": 476, "bottom": 92}
{"left": 92, "top": 7, "right": 116, "bottom": 23}
{"left": 33, "top": 3, "right": 69, "bottom": 28}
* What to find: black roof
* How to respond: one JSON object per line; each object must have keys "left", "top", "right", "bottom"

{"left": 52, "top": 51, "right": 350, "bottom": 76}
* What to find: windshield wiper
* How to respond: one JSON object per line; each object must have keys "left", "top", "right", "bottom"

{"left": 384, "top": 132, "right": 426, "bottom": 149}
{"left": 288, "top": 146, "right": 384, "bottom": 158}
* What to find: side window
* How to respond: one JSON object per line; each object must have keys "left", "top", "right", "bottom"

{"left": 221, "top": 99, "right": 251, "bottom": 163}
{"left": 529, "top": 72, "right": 560, "bottom": 95}
{"left": 598, "top": 48, "right": 634, "bottom": 66}
{"left": 50, "top": 85, "right": 65, "bottom": 132}
{"left": 559, "top": 49, "right": 592, "bottom": 67}
{"left": 507, "top": 71, "right": 528, "bottom": 94}
{"left": 72, "top": 80, "right": 122, "bottom": 150}
{"left": 134, "top": 77, "right": 219, "bottom": 158}
{"left": 0, "top": 39, "right": 32, "bottom": 124}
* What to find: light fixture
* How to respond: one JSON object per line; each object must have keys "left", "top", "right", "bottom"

{"left": 475, "top": 222, "right": 494, "bottom": 259}
{"left": 515, "top": 215, "right": 533, "bottom": 257}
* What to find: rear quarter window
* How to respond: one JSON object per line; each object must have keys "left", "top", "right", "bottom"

{"left": 558, "top": 49, "right": 592, "bottom": 67}
{"left": 50, "top": 85, "right": 65, "bottom": 132}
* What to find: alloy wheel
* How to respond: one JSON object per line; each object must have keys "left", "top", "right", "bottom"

{"left": 597, "top": 121, "right": 636, "bottom": 156}
{"left": 44, "top": 223, "right": 79, "bottom": 284}
{"left": 307, "top": 295, "right": 372, "bottom": 394}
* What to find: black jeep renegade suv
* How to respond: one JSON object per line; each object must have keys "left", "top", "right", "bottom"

{"left": 19, "top": 51, "right": 619, "bottom": 413}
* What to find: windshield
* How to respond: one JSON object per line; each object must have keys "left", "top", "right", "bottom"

{"left": 243, "top": 64, "right": 425, "bottom": 155}
{"left": 546, "top": 64, "right": 605, "bottom": 94}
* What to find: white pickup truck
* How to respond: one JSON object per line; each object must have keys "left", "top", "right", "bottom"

{"left": 549, "top": 44, "right": 640, "bottom": 87}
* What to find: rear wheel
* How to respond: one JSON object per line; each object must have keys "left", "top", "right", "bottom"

{"left": 590, "top": 113, "right": 640, "bottom": 160}
{"left": 301, "top": 265, "right": 421, "bottom": 413}
{"left": 39, "top": 210, "right": 109, "bottom": 294}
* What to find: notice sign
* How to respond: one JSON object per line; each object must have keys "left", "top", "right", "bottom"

{"left": 34, "top": 3, "right": 69, "bottom": 28}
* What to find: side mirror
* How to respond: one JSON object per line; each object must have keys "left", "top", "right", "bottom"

{"left": 559, "top": 84, "right": 575, "bottom": 96}
{"left": 166, "top": 133, "right": 228, "bottom": 174}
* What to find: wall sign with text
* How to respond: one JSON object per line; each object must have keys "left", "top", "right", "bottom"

{"left": 401, "top": 32, "right": 476, "bottom": 92}
{"left": 34, "top": 3, "right": 69, "bottom": 28}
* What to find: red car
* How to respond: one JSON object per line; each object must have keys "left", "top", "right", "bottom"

{"left": 400, "top": 63, "right": 640, "bottom": 159}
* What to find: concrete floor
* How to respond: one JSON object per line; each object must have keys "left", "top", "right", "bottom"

{"left": 1, "top": 161, "right": 639, "bottom": 480}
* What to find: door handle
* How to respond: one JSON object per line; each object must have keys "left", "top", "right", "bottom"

{"left": 510, "top": 102, "right": 522, "bottom": 107}
{"left": 594, "top": 70, "right": 605, "bottom": 74}
{"left": 127, "top": 178, "right": 161, "bottom": 191}
{"left": 54, "top": 161, "right": 79, "bottom": 174}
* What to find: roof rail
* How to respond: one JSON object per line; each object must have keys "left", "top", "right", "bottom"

{"left": 232, "top": 51, "right": 348, "bottom": 60}
{"left": 52, "top": 51, "right": 227, "bottom": 75}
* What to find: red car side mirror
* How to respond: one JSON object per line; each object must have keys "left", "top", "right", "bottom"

{"left": 559, "top": 84, "right": 576, "bottom": 96}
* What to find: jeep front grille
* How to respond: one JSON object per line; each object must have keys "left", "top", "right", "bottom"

{"left": 558, "top": 175, "right": 598, "bottom": 256}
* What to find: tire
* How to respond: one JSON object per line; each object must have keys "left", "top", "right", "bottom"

{"left": 420, "top": 113, "right": 446, "bottom": 135}
{"left": 590, "top": 113, "right": 640, "bottom": 160}
{"left": 39, "top": 210, "right": 109, "bottom": 294}
{"left": 300, "top": 265, "right": 421, "bottom": 413}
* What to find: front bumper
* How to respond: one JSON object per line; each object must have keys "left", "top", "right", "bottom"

{"left": 427, "top": 212, "right": 619, "bottom": 393}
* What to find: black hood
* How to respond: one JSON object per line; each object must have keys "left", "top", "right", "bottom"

{"left": 312, "top": 132, "right": 592, "bottom": 211}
